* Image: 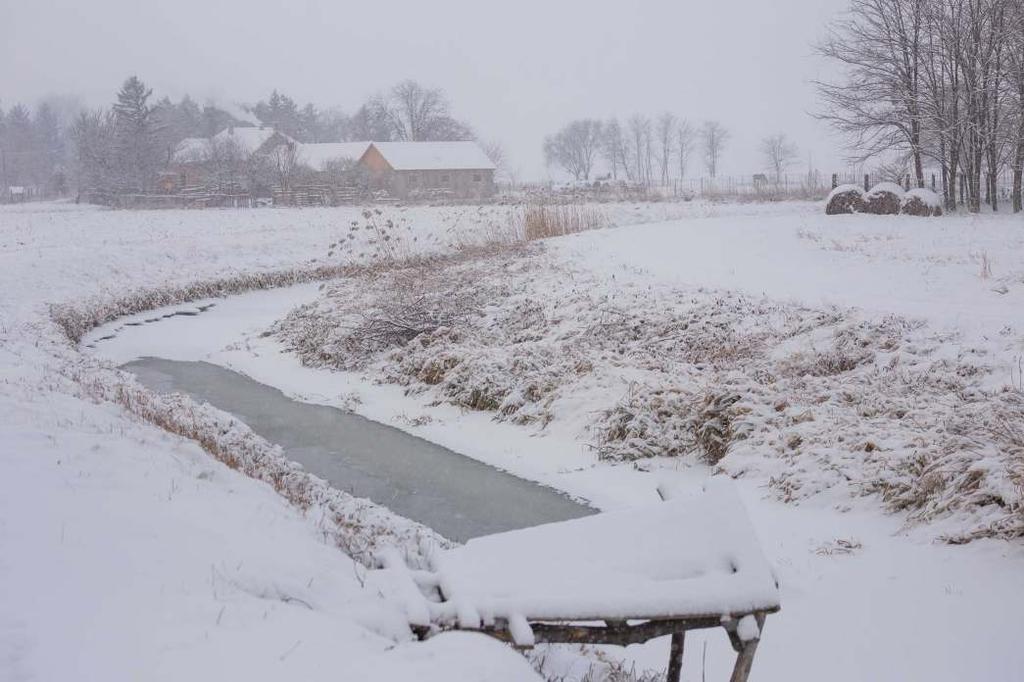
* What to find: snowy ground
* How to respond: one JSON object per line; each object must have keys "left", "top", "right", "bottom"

{"left": 4, "top": 200, "right": 1024, "bottom": 680}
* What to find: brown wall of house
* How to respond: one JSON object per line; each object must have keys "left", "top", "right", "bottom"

{"left": 388, "top": 168, "right": 495, "bottom": 199}
{"left": 360, "top": 146, "right": 392, "bottom": 173}
{"left": 357, "top": 145, "right": 495, "bottom": 200}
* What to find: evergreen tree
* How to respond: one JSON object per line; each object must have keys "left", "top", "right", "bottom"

{"left": 112, "top": 76, "right": 161, "bottom": 190}
{"left": 33, "top": 103, "right": 64, "bottom": 190}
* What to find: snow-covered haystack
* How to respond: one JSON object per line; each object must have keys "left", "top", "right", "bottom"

{"left": 901, "top": 188, "right": 943, "bottom": 217}
{"left": 864, "top": 182, "right": 906, "bottom": 215}
{"left": 825, "top": 184, "right": 867, "bottom": 215}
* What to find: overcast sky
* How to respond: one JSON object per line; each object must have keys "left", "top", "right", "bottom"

{"left": 1, "top": 0, "right": 852, "bottom": 180}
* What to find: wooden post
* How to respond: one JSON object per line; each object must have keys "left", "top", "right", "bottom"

{"left": 729, "top": 639, "right": 760, "bottom": 682}
{"left": 831, "top": 173, "right": 838, "bottom": 190}
{"left": 667, "top": 631, "right": 686, "bottom": 682}
{"left": 932, "top": 173, "right": 936, "bottom": 191}
{"left": 863, "top": 174, "right": 870, "bottom": 192}
{"left": 728, "top": 614, "right": 766, "bottom": 682}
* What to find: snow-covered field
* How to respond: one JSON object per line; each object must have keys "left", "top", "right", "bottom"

{"left": 3, "top": 199, "right": 1024, "bottom": 680}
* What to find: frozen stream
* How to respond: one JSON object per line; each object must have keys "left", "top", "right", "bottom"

{"left": 122, "top": 356, "right": 595, "bottom": 541}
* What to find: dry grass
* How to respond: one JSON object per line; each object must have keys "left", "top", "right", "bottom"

{"left": 62, "top": 359, "right": 449, "bottom": 567}
{"left": 518, "top": 204, "right": 610, "bottom": 241}
{"left": 47, "top": 257, "right": 457, "bottom": 567}
{"left": 596, "top": 386, "right": 747, "bottom": 464}
{"left": 50, "top": 263, "right": 365, "bottom": 345}
{"left": 272, "top": 251, "right": 1024, "bottom": 542}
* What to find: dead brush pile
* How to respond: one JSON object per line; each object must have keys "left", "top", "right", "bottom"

{"left": 272, "top": 250, "right": 1024, "bottom": 541}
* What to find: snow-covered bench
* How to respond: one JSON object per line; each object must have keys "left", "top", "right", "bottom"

{"left": 380, "top": 479, "right": 780, "bottom": 682}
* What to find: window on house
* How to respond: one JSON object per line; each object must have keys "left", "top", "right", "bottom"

{"left": 473, "top": 173, "right": 482, "bottom": 182}
{"left": 409, "top": 174, "right": 418, "bottom": 186}
{"left": 441, "top": 174, "right": 450, "bottom": 183}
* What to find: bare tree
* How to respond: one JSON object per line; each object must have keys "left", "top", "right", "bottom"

{"left": 761, "top": 133, "right": 800, "bottom": 182}
{"left": 204, "top": 136, "right": 245, "bottom": 191}
{"left": 543, "top": 119, "right": 603, "bottom": 181}
{"left": 348, "top": 95, "right": 395, "bottom": 141}
{"left": 1009, "top": 0, "right": 1024, "bottom": 212}
{"left": 479, "top": 139, "right": 510, "bottom": 183}
{"left": 700, "top": 121, "right": 729, "bottom": 178}
{"left": 655, "top": 112, "right": 676, "bottom": 185}
{"left": 815, "top": 0, "right": 1024, "bottom": 212}
{"left": 627, "top": 115, "right": 653, "bottom": 187}
{"left": 601, "top": 118, "right": 630, "bottom": 181}
{"left": 388, "top": 80, "right": 472, "bottom": 141}
{"left": 676, "top": 119, "right": 695, "bottom": 179}
{"left": 815, "top": 0, "right": 927, "bottom": 188}
{"left": 266, "top": 142, "right": 302, "bottom": 191}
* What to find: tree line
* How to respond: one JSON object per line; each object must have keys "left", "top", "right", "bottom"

{"left": 544, "top": 116, "right": 801, "bottom": 186}
{"left": 2, "top": 75, "right": 490, "bottom": 196}
{"left": 817, "top": 0, "right": 1024, "bottom": 212}
{"left": 0, "top": 100, "right": 69, "bottom": 195}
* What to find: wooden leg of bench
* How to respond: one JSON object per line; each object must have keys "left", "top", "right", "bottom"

{"left": 666, "top": 631, "right": 685, "bottom": 682}
{"left": 728, "top": 638, "right": 759, "bottom": 682}
{"left": 728, "top": 616, "right": 766, "bottom": 682}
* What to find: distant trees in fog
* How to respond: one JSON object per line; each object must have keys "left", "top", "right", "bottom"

{"left": 761, "top": 133, "right": 800, "bottom": 183}
{"left": 0, "top": 100, "right": 72, "bottom": 196}
{"left": 700, "top": 121, "right": 730, "bottom": 178}
{"left": 816, "top": 0, "right": 1024, "bottom": 212}
{"left": 3, "top": 74, "right": 489, "bottom": 196}
{"left": 253, "top": 80, "right": 475, "bottom": 144}
{"left": 544, "top": 114, "right": 727, "bottom": 186}
{"left": 543, "top": 119, "right": 603, "bottom": 181}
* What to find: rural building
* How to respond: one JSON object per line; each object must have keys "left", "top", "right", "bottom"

{"left": 167, "top": 137, "right": 210, "bottom": 190}
{"left": 165, "top": 127, "right": 298, "bottom": 194}
{"left": 297, "top": 142, "right": 371, "bottom": 173}
{"left": 357, "top": 141, "right": 496, "bottom": 200}
{"left": 211, "top": 126, "right": 294, "bottom": 158}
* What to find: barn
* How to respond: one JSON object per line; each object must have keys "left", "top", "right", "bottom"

{"left": 297, "top": 142, "right": 372, "bottom": 173}
{"left": 357, "top": 141, "right": 496, "bottom": 200}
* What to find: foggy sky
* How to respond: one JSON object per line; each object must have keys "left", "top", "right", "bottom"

{"left": 1, "top": 0, "right": 852, "bottom": 180}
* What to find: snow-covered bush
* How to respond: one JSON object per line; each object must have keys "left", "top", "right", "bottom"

{"left": 901, "top": 188, "right": 943, "bottom": 217}
{"left": 271, "top": 247, "right": 1024, "bottom": 541}
{"left": 825, "top": 184, "right": 867, "bottom": 215}
{"left": 864, "top": 182, "right": 905, "bottom": 215}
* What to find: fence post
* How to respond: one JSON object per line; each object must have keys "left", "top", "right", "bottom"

{"left": 863, "top": 174, "right": 870, "bottom": 192}
{"left": 931, "top": 174, "right": 936, "bottom": 191}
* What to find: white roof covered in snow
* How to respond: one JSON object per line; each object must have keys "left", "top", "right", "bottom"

{"left": 211, "top": 127, "right": 290, "bottom": 155}
{"left": 172, "top": 137, "right": 210, "bottom": 163}
{"left": 298, "top": 142, "right": 372, "bottom": 171}
{"left": 410, "top": 479, "right": 779, "bottom": 643}
{"left": 370, "top": 141, "right": 496, "bottom": 171}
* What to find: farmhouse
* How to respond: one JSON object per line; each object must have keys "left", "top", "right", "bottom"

{"left": 211, "top": 126, "right": 294, "bottom": 157}
{"left": 358, "top": 141, "right": 496, "bottom": 200}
